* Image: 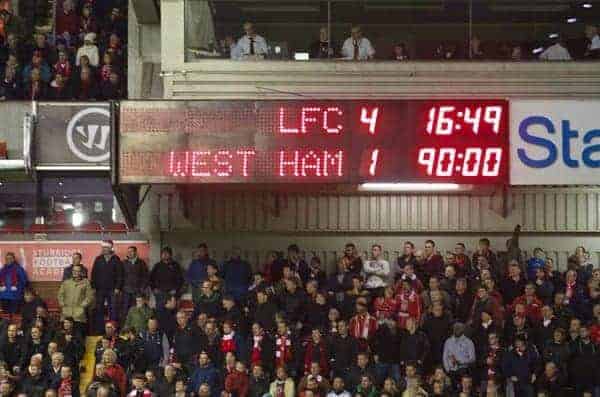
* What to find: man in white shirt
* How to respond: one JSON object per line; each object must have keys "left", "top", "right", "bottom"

{"left": 231, "top": 22, "right": 268, "bottom": 60}
{"left": 341, "top": 25, "right": 375, "bottom": 61}
{"left": 585, "top": 25, "right": 600, "bottom": 59}
{"left": 539, "top": 38, "right": 572, "bottom": 61}
{"left": 363, "top": 244, "right": 390, "bottom": 290}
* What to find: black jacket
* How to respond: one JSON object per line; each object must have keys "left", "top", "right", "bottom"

{"left": 154, "top": 377, "right": 177, "bottom": 397}
{"left": 451, "top": 291, "right": 474, "bottom": 323}
{"left": 245, "top": 333, "right": 275, "bottom": 373}
{"left": 279, "top": 289, "right": 307, "bottom": 324}
{"left": 398, "top": 330, "right": 430, "bottom": 366}
{"left": 569, "top": 339, "right": 598, "bottom": 383}
{"left": 149, "top": 260, "right": 184, "bottom": 295}
{"left": 20, "top": 374, "right": 47, "bottom": 397}
{"left": 252, "top": 301, "right": 278, "bottom": 333}
{"left": 0, "top": 337, "right": 24, "bottom": 370}
{"left": 535, "top": 371, "right": 566, "bottom": 397}
{"left": 21, "top": 297, "right": 46, "bottom": 330}
{"left": 371, "top": 325, "right": 401, "bottom": 365}
{"left": 500, "top": 277, "right": 527, "bottom": 306}
{"left": 122, "top": 258, "right": 149, "bottom": 294}
{"left": 173, "top": 325, "right": 207, "bottom": 364}
{"left": 422, "top": 313, "right": 453, "bottom": 365}
{"left": 542, "top": 341, "right": 570, "bottom": 372}
{"left": 91, "top": 254, "right": 124, "bottom": 291}
{"left": 0, "top": 77, "right": 21, "bottom": 99}
{"left": 248, "top": 375, "right": 270, "bottom": 397}
{"left": 222, "top": 305, "right": 248, "bottom": 336}
{"left": 328, "top": 333, "right": 358, "bottom": 374}
{"left": 534, "top": 319, "right": 558, "bottom": 352}
{"left": 346, "top": 364, "right": 377, "bottom": 391}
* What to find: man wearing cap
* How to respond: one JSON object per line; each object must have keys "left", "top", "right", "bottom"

{"left": 91, "top": 240, "right": 124, "bottom": 335}
{"left": 149, "top": 247, "right": 184, "bottom": 311}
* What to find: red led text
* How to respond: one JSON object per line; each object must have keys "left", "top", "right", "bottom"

{"left": 279, "top": 107, "right": 344, "bottom": 134}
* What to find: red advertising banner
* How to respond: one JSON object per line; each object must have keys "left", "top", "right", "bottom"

{"left": 0, "top": 240, "right": 150, "bottom": 282}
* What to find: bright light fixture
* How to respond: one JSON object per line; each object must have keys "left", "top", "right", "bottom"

{"left": 548, "top": 33, "right": 559, "bottom": 39}
{"left": 582, "top": 3, "right": 592, "bottom": 9}
{"left": 358, "top": 183, "right": 463, "bottom": 192}
{"left": 532, "top": 47, "right": 545, "bottom": 54}
{"left": 566, "top": 17, "right": 578, "bottom": 23}
{"left": 71, "top": 212, "right": 84, "bottom": 227}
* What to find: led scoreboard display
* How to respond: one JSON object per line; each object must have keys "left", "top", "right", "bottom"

{"left": 118, "top": 100, "right": 509, "bottom": 184}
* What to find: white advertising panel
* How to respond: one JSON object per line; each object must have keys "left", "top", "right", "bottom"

{"left": 511, "top": 100, "right": 600, "bottom": 185}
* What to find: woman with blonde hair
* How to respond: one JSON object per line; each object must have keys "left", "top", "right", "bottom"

{"left": 102, "top": 349, "right": 126, "bottom": 397}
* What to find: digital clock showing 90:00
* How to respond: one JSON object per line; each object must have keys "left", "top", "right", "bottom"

{"left": 118, "top": 100, "right": 509, "bottom": 185}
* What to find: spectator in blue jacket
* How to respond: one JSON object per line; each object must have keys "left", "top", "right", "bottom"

{"left": 221, "top": 247, "right": 253, "bottom": 303}
{"left": 188, "top": 351, "right": 220, "bottom": 397}
{"left": 526, "top": 248, "right": 545, "bottom": 281}
{"left": 502, "top": 337, "right": 539, "bottom": 397}
{"left": 139, "top": 317, "right": 165, "bottom": 371}
{"left": 0, "top": 252, "right": 29, "bottom": 314}
{"left": 187, "top": 243, "right": 216, "bottom": 304}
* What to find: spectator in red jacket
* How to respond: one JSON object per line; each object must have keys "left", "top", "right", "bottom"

{"left": 55, "top": 0, "right": 79, "bottom": 39}
{"left": 373, "top": 286, "right": 398, "bottom": 322}
{"left": 57, "top": 366, "right": 73, "bottom": 397}
{"left": 396, "top": 279, "right": 422, "bottom": 330}
{"left": 54, "top": 50, "right": 72, "bottom": 79}
{"left": 224, "top": 361, "right": 249, "bottom": 397}
{"left": 511, "top": 283, "right": 543, "bottom": 324}
{"left": 103, "top": 349, "right": 126, "bottom": 397}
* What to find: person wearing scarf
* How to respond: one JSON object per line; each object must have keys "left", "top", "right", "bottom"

{"left": 274, "top": 322, "right": 294, "bottom": 369}
{"left": 220, "top": 321, "right": 242, "bottom": 357}
{"left": 303, "top": 329, "right": 329, "bottom": 375}
{"left": 0, "top": 252, "right": 29, "bottom": 314}
{"left": 396, "top": 280, "right": 422, "bottom": 330}
{"left": 348, "top": 299, "right": 377, "bottom": 350}
{"left": 248, "top": 322, "right": 274, "bottom": 374}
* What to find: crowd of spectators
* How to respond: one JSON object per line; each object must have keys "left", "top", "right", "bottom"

{"left": 0, "top": 0, "right": 127, "bottom": 100}
{"left": 0, "top": 227, "right": 599, "bottom": 397}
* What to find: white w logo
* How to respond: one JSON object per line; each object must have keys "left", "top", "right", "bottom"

{"left": 66, "top": 107, "right": 111, "bottom": 163}
{"left": 76, "top": 125, "right": 110, "bottom": 150}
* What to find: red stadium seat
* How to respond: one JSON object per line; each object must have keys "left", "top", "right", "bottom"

{"left": 79, "top": 222, "right": 103, "bottom": 232}
{"left": 29, "top": 224, "right": 48, "bottom": 233}
{"left": 0, "top": 224, "right": 25, "bottom": 233}
{"left": 48, "top": 223, "right": 75, "bottom": 233}
{"left": 104, "top": 222, "right": 128, "bottom": 233}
